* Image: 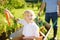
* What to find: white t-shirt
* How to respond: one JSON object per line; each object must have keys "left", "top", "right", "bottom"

{"left": 17, "top": 19, "right": 39, "bottom": 37}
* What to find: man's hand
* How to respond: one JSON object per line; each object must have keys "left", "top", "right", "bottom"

{"left": 58, "top": 13, "right": 60, "bottom": 17}
{"left": 38, "top": 13, "right": 41, "bottom": 16}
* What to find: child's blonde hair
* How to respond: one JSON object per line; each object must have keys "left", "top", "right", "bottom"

{"left": 24, "top": 10, "right": 36, "bottom": 19}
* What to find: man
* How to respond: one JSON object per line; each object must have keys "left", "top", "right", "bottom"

{"left": 38, "top": 0, "right": 60, "bottom": 40}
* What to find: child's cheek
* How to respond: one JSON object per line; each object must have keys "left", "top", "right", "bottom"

{"left": 29, "top": 17, "right": 33, "bottom": 20}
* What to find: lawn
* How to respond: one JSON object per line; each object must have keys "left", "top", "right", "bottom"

{"left": 48, "top": 18, "right": 60, "bottom": 40}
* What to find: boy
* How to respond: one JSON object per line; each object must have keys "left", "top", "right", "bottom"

{"left": 10, "top": 10, "right": 43, "bottom": 40}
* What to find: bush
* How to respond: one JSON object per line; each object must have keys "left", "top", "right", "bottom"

{"left": 9, "top": 0, "right": 26, "bottom": 9}
{"left": 0, "top": 6, "right": 5, "bottom": 13}
{"left": 0, "top": 0, "right": 26, "bottom": 14}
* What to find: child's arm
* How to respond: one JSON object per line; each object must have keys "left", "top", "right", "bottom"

{"left": 15, "top": 18, "right": 23, "bottom": 24}
{"left": 4, "top": 9, "right": 23, "bottom": 24}
{"left": 4, "top": 9, "right": 14, "bottom": 19}
{"left": 4, "top": 9, "right": 14, "bottom": 26}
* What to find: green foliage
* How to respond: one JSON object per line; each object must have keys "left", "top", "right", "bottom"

{"left": 0, "top": 6, "right": 5, "bottom": 14}
{"left": 0, "top": 0, "right": 26, "bottom": 13}
{"left": 9, "top": 0, "right": 26, "bottom": 9}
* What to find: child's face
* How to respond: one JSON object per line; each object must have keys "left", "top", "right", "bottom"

{"left": 24, "top": 13, "right": 34, "bottom": 22}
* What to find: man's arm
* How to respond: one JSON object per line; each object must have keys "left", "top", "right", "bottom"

{"left": 58, "top": 1, "right": 60, "bottom": 17}
{"left": 38, "top": 3, "right": 46, "bottom": 16}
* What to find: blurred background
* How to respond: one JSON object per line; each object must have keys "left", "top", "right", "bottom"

{"left": 0, "top": 0, "right": 60, "bottom": 40}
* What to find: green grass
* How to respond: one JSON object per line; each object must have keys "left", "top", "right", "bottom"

{"left": 48, "top": 18, "right": 60, "bottom": 40}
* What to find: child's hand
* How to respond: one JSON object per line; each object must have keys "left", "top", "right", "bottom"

{"left": 4, "top": 9, "right": 14, "bottom": 19}
{"left": 23, "top": 36, "right": 35, "bottom": 39}
{"left": 16, "top": 18, "right": 20, "bottom": 21}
